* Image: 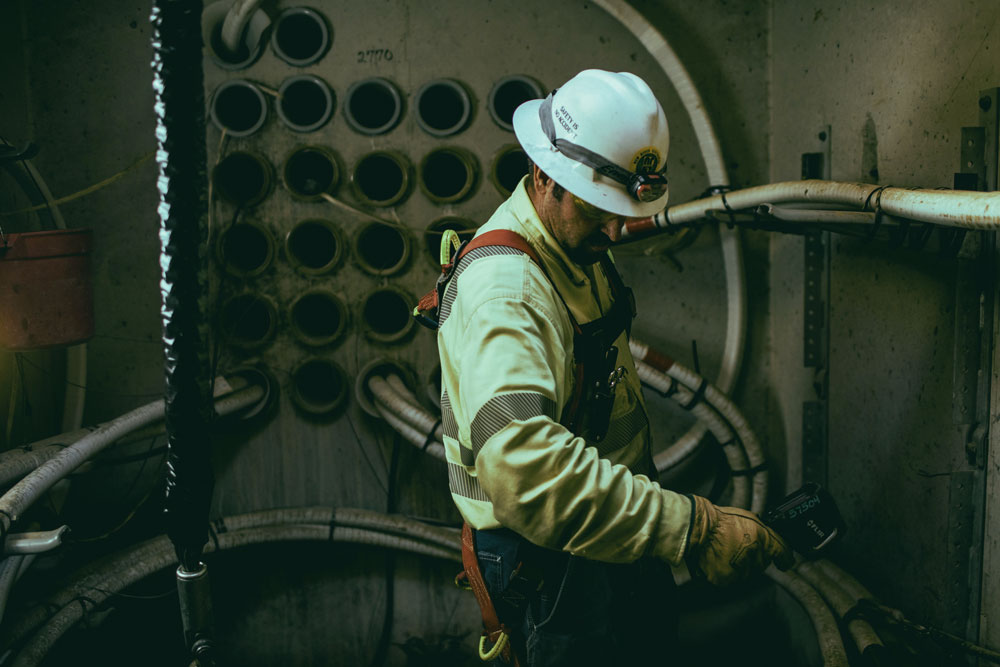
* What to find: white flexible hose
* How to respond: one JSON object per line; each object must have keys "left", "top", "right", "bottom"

{"left": 0, "top": 446, "right": 68, "bottom": 489}
{"left": 214, "top": 506, "right": 461, "bottom": 552}
{"left": 660, "top": 359, "right": 768, "bottom": 515}
{"left": 0, "top": 429, "right": 90, "bottom": 467}
{"left": 634, "top": 361, "right": 751, "bottom": 510}
{"left": 0, "top": 402, "right": 163, "bottom": 536}
{"left": 815, "top": 558, "right": 876, "bottom": 603}
{"left": 594, "top": 0, "right": 746, "bottom": 459}
{"left": 767, "top": 567, "right": 849, "bottom": 667}
{"left": 212, "top": 383, "right": 265, "bottom": 418}
{"left": 220, "top": 0, "right": 263, "bottom": 55}
{"left": 763, "top": 204, "right": 886, "bottom": 226}
{"left": 368, "top": 376, "right": 442, "bottom": 442}
{"left": 385, "top": 374, "right": 426, "bottom": 412}
{"left": 0, "top": 383, "right": 264, "bottom": 538}
{"left": 796, "top": 560, "right": 884, "bottom": 655}
{"left": 9, "top": 516, "right": 461, "bottom": 666}
{"left": 373, "top": 402, "right": 447, "bottom": 462}
{"left": 0, "top": 384, "right": 261, "bottom": 488}
{"left": 631, "top": 338, "right": 768, "bottom": 513}
{"left": 654, "top": 180, "right": 1000, "bottom": 230}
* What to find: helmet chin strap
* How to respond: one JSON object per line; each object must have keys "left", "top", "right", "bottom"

{"left": 538, "top": 92, "right": 668, "bottom": 203}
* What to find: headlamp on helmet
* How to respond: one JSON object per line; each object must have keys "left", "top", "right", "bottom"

{"left": 539, "top": 92, "right": 668, "bottom": 205}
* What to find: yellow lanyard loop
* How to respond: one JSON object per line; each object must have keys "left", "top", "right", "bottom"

{"left": 439, "top": 228, "right": 462, "bottom": 266}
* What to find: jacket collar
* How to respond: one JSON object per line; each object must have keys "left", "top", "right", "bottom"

{"left": 507, "top": 177, "right": 589, "bottom": 287}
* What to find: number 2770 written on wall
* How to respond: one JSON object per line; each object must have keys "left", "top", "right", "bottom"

{"left": 357, "top": 49, "right": 394, "bottom": 65}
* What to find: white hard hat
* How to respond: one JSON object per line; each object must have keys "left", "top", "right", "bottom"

{"left": 513, "top": 69, "right": 669, "bottom": 218}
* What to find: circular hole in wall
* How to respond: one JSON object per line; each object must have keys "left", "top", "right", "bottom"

{"left": 203, "top": 1, "right": 270, "bottom": 70}
{"left": 353, "top": 222, "right": 409, "bottom": 276}
{"left": 355, "top": 358, "right": 413, "bottom": 417}
{"left": 277, "top": 75, "right": 334, "bottom": 132}
{"left": 352, "top": 151, "right": 410, "bottom": 207}
{"left": 213, "top": 152, "right": 272, "bottom": 206}
{"left": 226, "top": 364, "right": 280, "bottom": 420}
{"left": 220, "top": 293, "right": 277, "bottom": 349}
{"left": 271, "top": 7, "right": 331, "bottom": 66}
{"left": 419, "top": 148, "right": 478, "bottom": 204}
{"left": 415, "top": 79, "right": 471, "bottom": 137}
{"left": 289, "top": 290, "right": 348, "bottom": 347}
{"left": 361, "top": 287, "right": 415, "bottom": 344}
{"left": 210, "top": 80, "right": 267, "bottom": 137}
{"left": 283, "top": 146, "right": 340, "bottom": 200}
{"left": 423, "top": 217, "right": 476, "bottom": 266}
{"left": 216, "top": 221, "right": 275, "bottom": 278}
{"left": 290, "top": 357, "right": 348, "bottom": 417}
{"left": 285, "top": 219, "right": 344, "bottom": 275}
{"left": 488, "top": 75, "right": 543, "bottom": 131}
{"left": 344, "top": 78, "right": 402, "bottom": 135}
{"left": 491, "top": 145, "right": 529, "bottom": 197}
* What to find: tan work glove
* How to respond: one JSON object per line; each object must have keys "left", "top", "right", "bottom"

{"left": 685, "top": 494, "right": 794, "bottom": 586}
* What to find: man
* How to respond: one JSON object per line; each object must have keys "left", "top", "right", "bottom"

{"left": 436, "top": 69, "right": 791, "bottom": 665}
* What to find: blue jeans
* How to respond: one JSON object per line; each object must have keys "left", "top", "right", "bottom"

{"left": 475, "top": 528, "right": 678, "bottom": 666}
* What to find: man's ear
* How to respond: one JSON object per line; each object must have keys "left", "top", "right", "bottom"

{"left": 532, "top": 164, "right": 552, "bottom": 193}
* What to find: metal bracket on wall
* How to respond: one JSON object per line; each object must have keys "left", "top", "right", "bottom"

{"left": 801, "top": 126, "right": 832, "bottom": 488}
{"left": 952, "top": 90, "right": 998, "bottom": 467}
{"left": 948, "top": 88, "right": 1000, "bottom": 654}
{"left": 952, "top": 122, "right": 989, "bottom": 449}
{"left": 947, "top": 471, "right": 977, "bottom": 637}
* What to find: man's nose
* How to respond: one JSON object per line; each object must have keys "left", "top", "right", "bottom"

{"left": 602, "top": 217, "right": 624, "bottom": 243}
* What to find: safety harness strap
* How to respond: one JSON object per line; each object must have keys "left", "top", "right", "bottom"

{"left": 461, "top": 523, "right": 521, "bottom": 665}
{"left": 439, "top": 232, "right": 634, "bottom": 664}
{"left": 415, "top": 230, "right": 556, "bottom": 327}
{"left": 417, "top": 229, "right": 634, "bottom": 433}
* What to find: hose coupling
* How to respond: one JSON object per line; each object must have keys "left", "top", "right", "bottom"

{"left": 177, "top": 561, "right": 217, "bottom": 661}
{"left": 191, "top": 637, "right": 217, "bottom": 666}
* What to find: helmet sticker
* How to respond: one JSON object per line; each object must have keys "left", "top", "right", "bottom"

{"left": 631, "top": 147, "right": 661, "bottom": 174}
{"left": 556, "top": 105, "right": 580, "bottom": 140}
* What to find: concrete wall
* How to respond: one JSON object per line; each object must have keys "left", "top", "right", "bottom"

{"left": 769, "top": 0, "right": 1000, "bottom": 650}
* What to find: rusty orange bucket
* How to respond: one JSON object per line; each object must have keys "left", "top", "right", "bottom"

{"left": 0, "top": 229, "right": 94, "bottom": 349}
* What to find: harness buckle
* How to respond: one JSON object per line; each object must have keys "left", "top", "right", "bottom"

{"left": 607, "top": 365, "right": 627, "bottom": 391}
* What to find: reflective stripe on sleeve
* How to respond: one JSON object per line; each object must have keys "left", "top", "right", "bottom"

{"left": 441, "top": 390, "right": 459, "bottom": 439}
{"left": 448, "top": 462, "right": 490, "bottom": 502}
{"left": 470, "top": 392, "right": 558, "bottom": 458}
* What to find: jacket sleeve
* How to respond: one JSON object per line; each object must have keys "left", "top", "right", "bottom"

{"left": 455, "top": 266, "right": 692, "bottom": 565}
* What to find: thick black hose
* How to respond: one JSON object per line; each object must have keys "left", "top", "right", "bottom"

{"left": 151, "top": 0, "right": 213, "bottom": 571}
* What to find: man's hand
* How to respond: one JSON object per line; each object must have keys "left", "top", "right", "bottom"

{"left": 685, "top": 494, "right": 794, "bottom": 586}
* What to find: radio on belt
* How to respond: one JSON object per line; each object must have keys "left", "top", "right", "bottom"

{"left": 763, "top": 482, "right": 845, "bottom": 556}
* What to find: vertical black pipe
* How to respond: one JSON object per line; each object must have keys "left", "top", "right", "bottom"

{"left": 151, "top": 0, "right": 213, "bottom": 572}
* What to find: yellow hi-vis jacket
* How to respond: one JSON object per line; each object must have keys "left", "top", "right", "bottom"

{"left": 438, "top": 178, "right": 693, "bottom": 565}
